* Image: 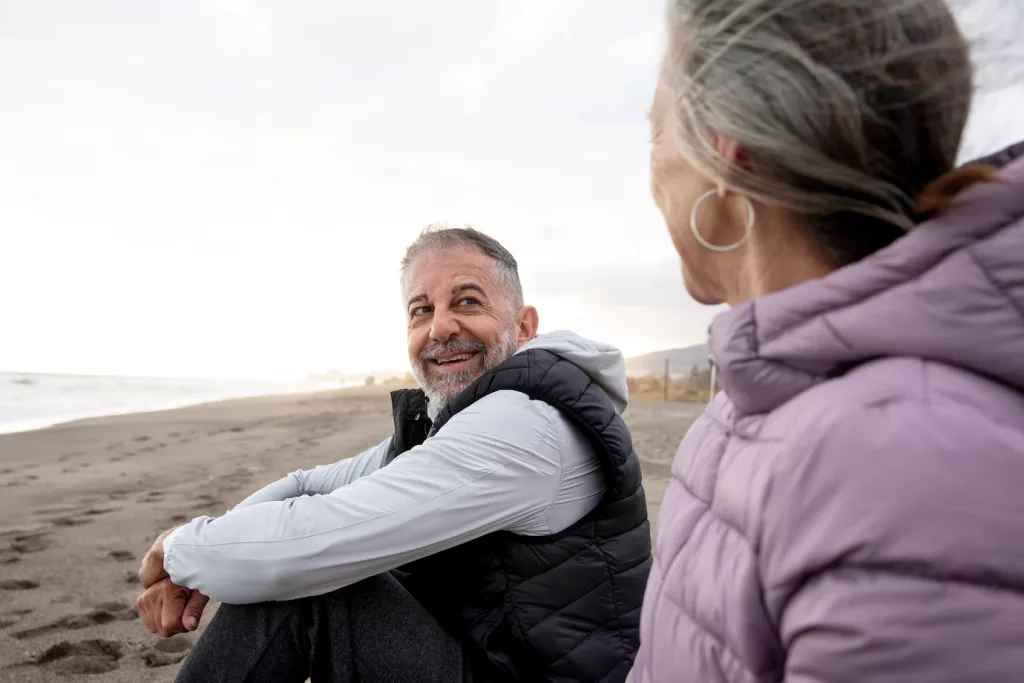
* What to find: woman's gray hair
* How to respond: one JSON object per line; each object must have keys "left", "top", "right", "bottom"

{"left": 662, "top": 0, "right": 976, "bottom": 265}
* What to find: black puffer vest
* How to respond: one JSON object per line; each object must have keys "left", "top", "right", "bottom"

{"left": 386, "top": 348, "right": 652, "bottom": 682}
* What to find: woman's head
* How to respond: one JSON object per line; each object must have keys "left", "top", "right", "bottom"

{"left": 651, "top": 0, "right": 977, "bottom": 304}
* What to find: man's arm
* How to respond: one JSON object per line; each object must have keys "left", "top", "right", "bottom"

{"left": 163, "top": 391, "right": 563, "bottom": 604}
{"left": 231, "top": 437, "right": 393, "bottom": 509}
{"left": 155, "top": 438, "right": 392, "bottom": 569}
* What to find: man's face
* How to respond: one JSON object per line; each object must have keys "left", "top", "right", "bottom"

{"left": 403, "top": 248, "right": 528, "bottom": 407}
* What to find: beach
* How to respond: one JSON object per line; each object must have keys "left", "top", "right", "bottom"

{"left": 0, "top": 386, "right": 700, "bottom": 681}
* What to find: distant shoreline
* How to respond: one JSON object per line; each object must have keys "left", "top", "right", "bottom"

{"left": 0, "top": 391, "right": 327, "bottom": 436}
{"left": 0, "top": 373, "right": 354, "bottom": 437}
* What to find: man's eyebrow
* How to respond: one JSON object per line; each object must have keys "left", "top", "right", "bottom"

{"left": 406, "top": 294, "right": 428, "bottom": 308}
{"left": 453, "top": 283, "right": 486, "bottom": 296}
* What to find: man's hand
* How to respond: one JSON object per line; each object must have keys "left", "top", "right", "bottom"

{"left": 137, "top": 578, "right": 210, "bottom": 636}
{"left": 139, "top": 526, "right": 179, "bottom": 589}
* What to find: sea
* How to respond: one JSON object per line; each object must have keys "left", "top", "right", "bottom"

{"left": 0, "top": 372, "right": 345, "bottom": 436}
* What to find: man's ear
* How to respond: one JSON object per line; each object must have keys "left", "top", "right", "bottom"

{"left": 516, "top": 306, "right": 539, "bottom": 345}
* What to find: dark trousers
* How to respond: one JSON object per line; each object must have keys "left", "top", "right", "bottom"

{"left": 174, "top": 573, "right": 482, "bottom": 683}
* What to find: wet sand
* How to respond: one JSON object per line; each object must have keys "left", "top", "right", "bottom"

{"left": 0, "top": 386, "right": 700, "bottom": 681}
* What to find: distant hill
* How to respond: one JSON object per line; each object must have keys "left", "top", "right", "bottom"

{"left": 626, "top": 344, "right": 709, "bottom": 378}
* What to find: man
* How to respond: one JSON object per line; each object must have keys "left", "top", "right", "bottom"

{"left": 136, "top": 226, "right": 652, "bottom": 682}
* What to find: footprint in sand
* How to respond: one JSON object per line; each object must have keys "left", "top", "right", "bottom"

{"left": 140, "top": 637, "right": 194, "bottom": 668}
{"left": 0, "top": 523, "right": 49, "bottom": 538}
{"left": 25, "top": 638, "right": 124, "bottom": 675}
{"left": 50, "top": 515, "right": 91, "bottom": 527}
{"left": 9, "top": 530, "right": 52, "bottom": 554}
{"left": 206, "top": 466, "right": 256, "bottom": 492}
{"left": 192, "top": 493, "right": 225, "bottom": 510}
{"left": 0, "top": 608, "right": 33, "bottom": 630}
{"left": 108, "top": 548, "right": 136, "bottom": 562}
{"left": 58, "top": 451, "right": 87, "bottom": 463}
{"left": 0, "top": 578, "right": 40, "bottom": 591}
{"left": 12, "top": 602, "right": 138, "bottom": 640}
{"left": 37, "top": 504, "right": 79, "bottom": 515}
{"left": 17, "top": 636, "right": 192, "bottom": 673}
{"left": 134, "top": 435, "right": 152, "bottom": 442}
{"left": 41, "top": 506, "right": 115, "bottom": 528}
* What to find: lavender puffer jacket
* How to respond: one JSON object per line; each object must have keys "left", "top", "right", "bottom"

{"left": 628, "top": 142, "right": 1024, "bottom": 683}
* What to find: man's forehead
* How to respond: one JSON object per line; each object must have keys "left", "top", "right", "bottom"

{"left": 403, "top": 249, "right": 497, "bottom": 296}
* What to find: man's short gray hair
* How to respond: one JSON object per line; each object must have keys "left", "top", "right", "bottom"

{"left": 400, "top": 224, "right": 525, "bottom": 310}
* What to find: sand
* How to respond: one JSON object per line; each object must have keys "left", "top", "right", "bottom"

{"left": 0, "top": 385, "right": 701, "bottom": 681}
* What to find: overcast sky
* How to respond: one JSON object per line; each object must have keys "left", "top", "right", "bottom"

{"left": 2, "top": 1, "right": 1022, "bottom": 379}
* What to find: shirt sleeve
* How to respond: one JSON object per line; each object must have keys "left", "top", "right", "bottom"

{"left": 163, "top": 391, "right": 563, "bottom": 604}
{"left": 232, "top": 438, "right": 392, "bottom": 509}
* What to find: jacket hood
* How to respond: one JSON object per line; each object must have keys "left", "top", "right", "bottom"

{"left": 518, "top": 330, "right": 629, "bottom": 414}
{"left": 713, "top": 142, "right": 1024, "bottom": 415}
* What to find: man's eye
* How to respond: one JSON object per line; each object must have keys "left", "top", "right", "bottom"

{"left": 456, "top": 297, "right": 479, "bottom": 306}
{"left": 410, "top": 306, "right": 431, "bottom": 317}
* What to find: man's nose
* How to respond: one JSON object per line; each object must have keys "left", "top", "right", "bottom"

{"left": 430, "top": 307, "right": 460, "bottom": 341}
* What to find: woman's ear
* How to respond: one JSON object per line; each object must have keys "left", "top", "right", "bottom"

{"left": 713, "top": 135, "right": 746, "bottom": 198}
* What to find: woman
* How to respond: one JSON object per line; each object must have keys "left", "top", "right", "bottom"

{"left": 630, "top": 1, "right": 1024, "bottom": 681}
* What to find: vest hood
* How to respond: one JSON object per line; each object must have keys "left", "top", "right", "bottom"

{"left": 517, "top": 330, "right": 629, "bottom": 414}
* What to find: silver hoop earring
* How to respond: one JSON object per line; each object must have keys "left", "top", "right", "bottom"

{"left": 689, "top": 189, "right": 755, "bottom": 252}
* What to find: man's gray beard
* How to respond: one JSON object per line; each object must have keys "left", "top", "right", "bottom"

{"left": 413, "top": 326, "right": 520, "bottom": 412}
